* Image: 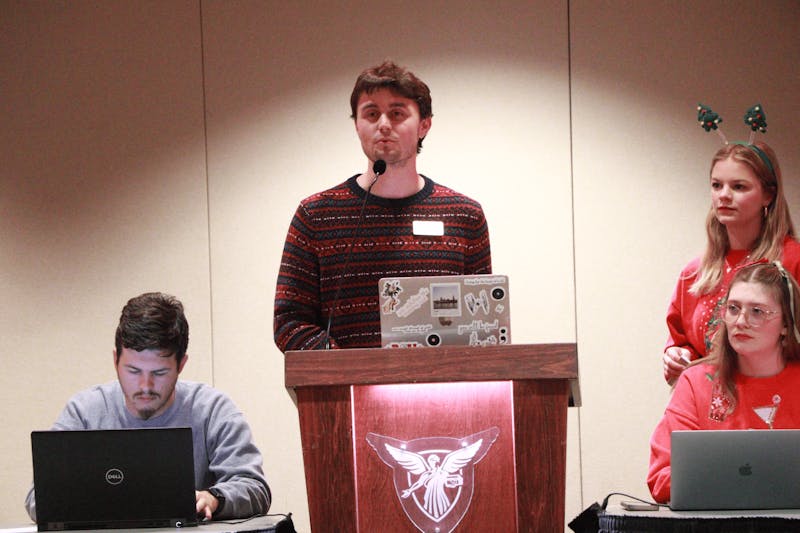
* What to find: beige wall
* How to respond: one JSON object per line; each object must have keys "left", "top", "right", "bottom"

{"left": 1, "top": 1, "right": 798, "bottom": 531}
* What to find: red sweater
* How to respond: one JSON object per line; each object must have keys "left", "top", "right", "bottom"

{"left": 648, "top": 361, "right": 800, "bottom": 503}
{"left": 274, "top": 176, "right": 492, "bottom": 352}
{"left": 665, "top": 237, "right": 800, "bottom": 359}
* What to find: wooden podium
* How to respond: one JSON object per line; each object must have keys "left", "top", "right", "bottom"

{"left": 285, "top": 343, "right": 579, "bottom": 533}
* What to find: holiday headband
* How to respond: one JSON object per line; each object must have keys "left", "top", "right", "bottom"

{"left": 697, "top": 103, "right": 775, "bottom": 178}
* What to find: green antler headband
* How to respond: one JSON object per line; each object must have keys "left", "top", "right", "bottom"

{"left": 696, "top": 103, "right": 775, "bottom": 178}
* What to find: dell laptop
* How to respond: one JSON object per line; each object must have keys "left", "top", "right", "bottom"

{"left": 31, "top": 427, "right": 198, "bottom": 530}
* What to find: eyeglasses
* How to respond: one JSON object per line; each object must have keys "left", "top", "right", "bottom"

{"left": 723, "top": 303, "right": 780, "bottom": 327}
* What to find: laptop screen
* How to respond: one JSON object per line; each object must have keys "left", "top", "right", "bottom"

{"left": 379, "top": 274, "right": 511, "bottom": 348}
{"left": 670, "top": 429, "right": 800, "bottom": 510}
{"left": 32, "top": 427, "right": 198, "bottom": 530}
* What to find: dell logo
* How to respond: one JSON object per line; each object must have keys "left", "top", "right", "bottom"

{"left": 738, "top": 463, "right": 753, "bottom": 476}
{"left": 105, "top": 468, "right": 124, "bottom": 485}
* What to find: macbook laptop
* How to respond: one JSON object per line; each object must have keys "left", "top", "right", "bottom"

{"left": 31, "top": 427, "right": 198, "bottom": 531}
{"left": 378, "top": 274, "right": 510, "bottom": 348}
{"left": 670, "top": 429, "right": 800, "bottom": 510}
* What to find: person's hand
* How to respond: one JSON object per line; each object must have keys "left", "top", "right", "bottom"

{"left": 195, "top": 490, "right": 219, "bottom": 521}
{"left": 663, "top": 346, "right": 692, "bottom": 385}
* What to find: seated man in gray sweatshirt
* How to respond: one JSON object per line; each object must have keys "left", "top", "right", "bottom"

{"left": 25, "top": 292, "right": 271, "bottom": 521}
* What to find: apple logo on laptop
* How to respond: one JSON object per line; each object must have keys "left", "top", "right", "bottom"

{"left": 105, "top": 468, "right": 124, "bottom": 485}
{"left": 738, "top": 463, "right": 753, "bottom": 476}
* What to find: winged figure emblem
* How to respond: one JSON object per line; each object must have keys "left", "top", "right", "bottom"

{"left": 384, "top": 439, "right": 483, "bottom": 519}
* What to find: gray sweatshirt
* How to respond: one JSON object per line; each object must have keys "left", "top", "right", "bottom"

{"left": 25, "top": 380, "right": 271, "bottom": 520}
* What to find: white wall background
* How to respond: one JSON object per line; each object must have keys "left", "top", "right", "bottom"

{"left": 1, "top": 1, "right": 798, "bottom": 531}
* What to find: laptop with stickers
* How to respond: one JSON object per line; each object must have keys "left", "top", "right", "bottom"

{"left": 670, "top": 429, "right": 800, "bottom": 510}
{"left": 378, "top": 274, "right": 511, "bottom": 348}
{"left": 31, "top": 427, "right": 198, "bottom": 530}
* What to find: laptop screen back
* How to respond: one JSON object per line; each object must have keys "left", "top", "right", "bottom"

{"left": 670, "top": 429, "right": 800, "bottom": 510}
{"left": 32, "top": 427, "right": 198, "bottom": 530}
{"left": 378, "top": 274, "right": 511, "bottom": 348}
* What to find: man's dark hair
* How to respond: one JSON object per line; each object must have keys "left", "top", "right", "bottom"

{"left": 114, "top": 292, "right": 189, "bottom": 364}
{"left": 349, "top": 60, "right": 433, "bottom": 153}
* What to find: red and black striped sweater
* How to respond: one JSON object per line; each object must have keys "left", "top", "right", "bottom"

{"left": 274, "top": 175, "right": 492, "bottom": 352}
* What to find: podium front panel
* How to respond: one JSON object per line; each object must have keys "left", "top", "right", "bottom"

{"left": 353, "top": 381, "right": 517, "bottom": 532}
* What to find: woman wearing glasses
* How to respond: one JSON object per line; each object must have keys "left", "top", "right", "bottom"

{"left": 663, "top": 141, "right": 800, "bottom": 384}
{"left": 648, "top": 261, "right": 800, "bottom": 503}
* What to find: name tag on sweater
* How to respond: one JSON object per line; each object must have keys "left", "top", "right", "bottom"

{"left": 413, "top": 220, "right": 444, "bottom": 236}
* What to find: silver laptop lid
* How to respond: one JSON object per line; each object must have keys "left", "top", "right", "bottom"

{"left": 32, "top": 427, "right": 198, "bottom": 530}
{"left": 378, "top": 274, "right": 510, "bottom": 348}
{"left": 670, "top": 429, "right": 800, "bottom": 510}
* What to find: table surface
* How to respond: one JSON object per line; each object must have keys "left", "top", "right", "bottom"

{"left": 605, "top": 503, "right": 800, "bottom": 518}
{"left": 0, "top": 514, "right": 292, "bottom": 533}
{"left": 600, "top": 504, "right": 800, "bottom": 533}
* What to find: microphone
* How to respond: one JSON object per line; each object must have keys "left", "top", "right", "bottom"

{"left": 372, "top": 159, "right": 387, "bottom": 177}
{"left": 322, "top": 160, "right": 386, "bottom": 349}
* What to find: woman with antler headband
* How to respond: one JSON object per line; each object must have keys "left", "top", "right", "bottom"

{"left": 663, "top": 105, "right": 800, "bottom": 384}
{"left": 650, "top": 261, "right": 800, "bottom": 503}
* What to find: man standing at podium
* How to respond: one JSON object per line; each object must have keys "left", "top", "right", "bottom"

{"left": 25, "top": 292, "right": 271, "bottom": 521}
{"left": 273, "top": 60, "right": 493, "bottom": 352}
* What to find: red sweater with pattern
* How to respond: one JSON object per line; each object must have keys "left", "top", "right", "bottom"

{"left": 648, "top": 361, "right": 800, "bottom": 503}
{"left": 274, "top": 175, "right": 492, "bottom": 352}
{"left": 665, "top": 237, "right": 800, "bottom": 359}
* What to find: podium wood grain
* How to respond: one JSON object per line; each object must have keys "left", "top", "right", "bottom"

{"left": 287, "top": 343, "right": 578, "bottom": 532}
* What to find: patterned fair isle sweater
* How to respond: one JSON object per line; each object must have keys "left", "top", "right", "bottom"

{"left": 274, "top": 175, "right": 492, "bottom": 352}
